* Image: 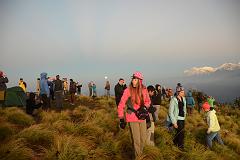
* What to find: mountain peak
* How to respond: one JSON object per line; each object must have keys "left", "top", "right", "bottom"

{"left": 184, "top": 62, "right": 240, "bottom": 76}
{"left": 216, "top": 63, "right": 240, "bottom": 71}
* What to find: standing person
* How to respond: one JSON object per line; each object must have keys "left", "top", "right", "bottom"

{"left": 53, "top": 75, "right": 63, "bottom": 109}
{"left": 197, "top": 92, "right": 204, "bottom": 113}
{"left": 76, "top": 82, "right": 83, "bottom": 95}
{"left": 40, "top": 72, "right": 50, "bottom": 110}
{"left": 0, "top": 71, "right": 8, "bottom": 107}
{"left": 19, "top": 78, "right": 27, "bottom": 93}
{"left": 146, "top": 85, "right": 157, "bottom": 146}
{"left": 118, "top": 72, "right": 151, "bottom": 158}
{"left": 36, "top": 78, "right": 40, "bottom": 97}
{"left": 48, "top": 77, "right": 54, "bottom": 100}
{"left": 105, "top": 81, "right": 111, "bottom": 98}
{"left": 202, "top": 103, "right": 224, "bottom": 149}
{"left": 162, "top": 87, "right": 166, "bottom": 100}
{"left": 63, "top": 78, "right": 68, "bottom": 96}
{"left": 88, "top": 81, "right": 93, "bottom": 97}
{"left": 114, "top": 78, "right": 127, "bottom": 106}
{"left": 166, "top": 88, "right": 174, "bottom": 101}
{"left": 152, "top": 84, "right": 162, "bottom": 122}
{"left": 207, "top": 96, "right": 215, "bottom": 108}
{"left": 92, "top": 83, "right": 97, "bottom": 98}
{"left": 167, "top": 87, "right": 186, "bottom": 150}
{"left": 69, "top": 79, "right": 77, "bottom": 105}
{"left": 186, "top": 90, "right": 195, "bottom": 115}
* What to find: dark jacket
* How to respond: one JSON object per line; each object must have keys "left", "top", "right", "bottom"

{"left": 152, "top": 90, "right": 162, "bottom": 105}
{"left": 0, "top": 76, "right": 8, "bottom": 91}
{"left": 53, "top": 79, "right": 63, "bottom": 91}
{"left": 69, "top": 81, "right": 77, "bottom": 94}
{"left": 114, "top": 83, "right": 127, "bottom": 106}
{"left": 26, "top": 94, "right": 42, "bottom": 115}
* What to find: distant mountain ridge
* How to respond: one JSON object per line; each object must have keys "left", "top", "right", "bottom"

{"left": 184, "top": 62, "right": 240, "bottom": 76}
{"left": 182, "top": 62, "right": 240, "bottom": 103}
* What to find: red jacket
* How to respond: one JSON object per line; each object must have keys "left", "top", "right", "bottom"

{"left": 118, "top": 87, "right": 151, "bottom": 122}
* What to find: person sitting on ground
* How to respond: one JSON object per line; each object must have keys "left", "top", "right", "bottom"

{"left": 26, "top": 92, "right": 42, "bottom": 115}
{"left": 202, "top": 102, "right": 224, "bottom": 149}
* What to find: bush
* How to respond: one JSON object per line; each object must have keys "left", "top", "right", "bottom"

{"left": 137, "top": 145, "right": 163, "bottom": 160}
{"left": 39, "top": 110, "right": 71, "bottom": 124}
{"left": 0, "top": 123, "right": 13, "bottom": 141}
{"left": 7, "top": 110, "right": 34, "bottom": 127}
{"left": 18, "top": 125, "right": 54, "bottom": 149}
{"left": 0, "top": 139, "right": 34, "bottom": 160}
{"left": 44, "top": 135, "right": 87, "bottom": 160}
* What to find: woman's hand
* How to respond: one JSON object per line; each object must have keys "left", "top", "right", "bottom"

{"left": 173, "top": 123, "right": 178, "bottom": 128}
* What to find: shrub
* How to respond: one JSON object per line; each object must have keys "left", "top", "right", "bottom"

{"left": 0, "top": 123, "right": 13, "bottom": 141}
{"left": 17, "top": 125, "right": 54, "bottom": 149}
{"left": 44, "top": 135, "right": 87, "bottom": 160}
{"left": 7, "top": 110, "right": 34, "bottom": 127}
{"left": 0, "top": 139, "right": 34, "bottom": 160}
{"left": 39, "top": 110, "right": 70, "bottom": 124}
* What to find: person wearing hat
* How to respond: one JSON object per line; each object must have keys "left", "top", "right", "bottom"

{"left": 0, "top": 71, "right": 8, "bottom": 107}
{"left": 118, "top": 71, "right": 151, "bottom": 158}
{"left": 202, "top": 102, "right": 224, "bottom": 149}
{"left": 167, "top": 86, "right": 186, "bottom": 150}
{"left": 207, "top": 96, "right": 215, "bottom": 108}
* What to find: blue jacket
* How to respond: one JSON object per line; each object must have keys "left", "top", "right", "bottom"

{"left": 167, "top": 96, "right": 187, "bottom": 125}
{"left": 40, "top": 72, "right": 50, "bottom": 97}
{"left": 186, "top": 91, "right": 195, "bottom": 106}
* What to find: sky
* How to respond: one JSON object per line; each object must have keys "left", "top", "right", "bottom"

{"left": 1, "top": 0, "right": 240, "bottom": 94}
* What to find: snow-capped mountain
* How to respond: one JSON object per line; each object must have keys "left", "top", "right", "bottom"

{"left": 216, "top": 62, "right": 240, "bottom": 71}
{"left": 184, "top": 62, "right": 240, "bottom": 76}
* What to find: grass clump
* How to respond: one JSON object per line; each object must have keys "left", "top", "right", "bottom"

{"left": 17, "top": 125, "right": 54, "bottom": 149}
{"left": 0, "top": 139, "right": 34, "bottom": 160}
{"left": 44, "top": 135, "right": 87, "bottom": 160}
{"left": 6, "top": 109, "right": 34, "bottom": 127}
{"left": 0, "top": 123, "right": 14, "bottom": 141}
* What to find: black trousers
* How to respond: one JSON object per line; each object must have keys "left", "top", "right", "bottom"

{"left": 173, "top": 120, "right": 185, "bottom": 148}
{"left": 40, "top": 94, "right": 50, "bottom": 110}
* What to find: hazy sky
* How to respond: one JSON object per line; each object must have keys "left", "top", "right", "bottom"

{"left": 1, "top": 0, "right": 240, "bottom": 93}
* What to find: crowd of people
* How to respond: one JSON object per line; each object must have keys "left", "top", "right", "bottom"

{"left": 116, "top": 72, "right": 224, "bottom": 158}
{"left": 0, "top": 70, "right": 224, "bottom": 159}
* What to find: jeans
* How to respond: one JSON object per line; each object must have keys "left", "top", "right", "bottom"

{"left": 173, "top": 120, "right": 185, "bottom": 149}
{"left": 206, "top": 131, "right": 224, "bottom": 148}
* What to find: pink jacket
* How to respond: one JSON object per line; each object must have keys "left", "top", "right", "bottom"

{"left": 118, "top": 87, "right": 151, "bottom": 122}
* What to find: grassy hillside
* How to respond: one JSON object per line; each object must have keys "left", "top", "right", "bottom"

{"left": 0, "top": 96, "right": 240, "bottom": 160}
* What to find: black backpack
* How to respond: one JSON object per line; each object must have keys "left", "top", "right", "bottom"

{"left": 126, "top": 97, "right": 149, "bottom": 120}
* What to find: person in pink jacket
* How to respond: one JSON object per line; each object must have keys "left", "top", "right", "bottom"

{"left": 118, "top": 71, "right": 151, "bottom": 158}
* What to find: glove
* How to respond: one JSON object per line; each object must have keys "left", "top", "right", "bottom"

{"left": 119, "top": 119, "right": 126, "bottom": 129}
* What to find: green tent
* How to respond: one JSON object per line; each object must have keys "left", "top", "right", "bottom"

{"left": 4, "top": 86, "right": 27, "bottom": 107}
